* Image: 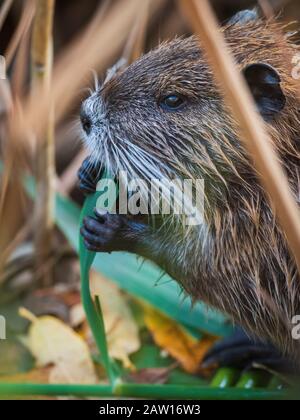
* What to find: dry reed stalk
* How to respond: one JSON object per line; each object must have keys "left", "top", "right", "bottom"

{"left": 275, "top": 0, "right": 293, "bottom": 10}
{"left": 59, "top": 149, "right": 88, "bottom": 194}
{"left": 178, "top": 0, "right": 300, "bottom": 276}
{"left": 122, "top": 0, "right": 150, "bottom": 64}
{"left": 12, "top": 0, "right": 139, "bottom": 149}
{"left": 0, "top": 79, "right": 12, "bottom": 117}
{"left": 0, "top": 2, "right": 35, "bottom": 273}
{"left": 0, "top": 75, "right": 13, "bottom": 212}
{"left": 11, "top": 26, "right": 31, "bottom": 99}
{"left": 55, "top": 0, "right": 112, "bottom": 195}
{"left": 158, "top": 7, "right": 187, "bottom": 41}
{"left": 0, "top": 0, "right": 14, "bottom": 32}
{"left": 5, "top": 0, "right": 35, "bottom": 68}
{"left": 0, "top": 78, "right": 17, "bottom": 218}
{"left": 1, "top": 2, "right": 32, "bottom": 239}
{"left": 0, "top": 76, "right": 28, "bottom": 274}
{"left": 31, "top": 0, "right": 55, "bottom": 286}
{"left": 25, "top": 0, "right": 138, "bottom": 278}
{"left": 258, "top": 0, "right": 274, "bottom": 19}
{"left": 0, "top": 0, "right": 138, "bottom": 244}
{"left": 0, "top": 221, "right": 32, "bottom": 282}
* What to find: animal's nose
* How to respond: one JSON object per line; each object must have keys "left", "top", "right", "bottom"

{"left": 80, "top": 106, "right": 92, "bottom": 135}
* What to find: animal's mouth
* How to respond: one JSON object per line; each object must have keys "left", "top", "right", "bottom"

{"left": 80, "top": 108, "right": 92, "bottom": 136}
{"left": 97, "top": 166, "right": 172, "bottom": 227}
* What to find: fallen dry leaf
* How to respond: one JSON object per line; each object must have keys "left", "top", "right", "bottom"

{"left": 129, "top": 365, "right": 176, "bottom": 384}
{"left": 19, "top": 307, "right": 98, "bottom": 384}
{"left": 69, "top": 302, "right": 86, "bottom": 328}
{"left": 89, "top": 271, "right": 140, "bottom": 370}
{"left": 0, "top": 367, "right": 55, "bottom": 400}
{"left": 143, "top": 306, "right": 216, "bottom": 375}
{"left": 0, "top": 367, "right": 51, "bottom": 384}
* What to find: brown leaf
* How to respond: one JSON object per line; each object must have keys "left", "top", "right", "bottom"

{"left": 129, "top": 364, "right": 176, "bottom": 384}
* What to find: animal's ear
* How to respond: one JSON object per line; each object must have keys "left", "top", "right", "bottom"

{"left": 243, "top": 63, "right": 286, "bottom": 119}
{"left": 227, "top": 9, "right": 259, "bottom": 25}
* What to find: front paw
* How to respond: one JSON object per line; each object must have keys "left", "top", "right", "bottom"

{"left": 202, "top": 328, "right": 298, "bottom": 374}
{"left": 80, "top": 211, "right": 127, "bottom": 253}
{"left": 77, "top": 157, "right": 99, "bottom": 195}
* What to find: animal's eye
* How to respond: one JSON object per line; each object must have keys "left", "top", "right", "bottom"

{"left": 160, "top": 94, "right": 186, "bottom": 111}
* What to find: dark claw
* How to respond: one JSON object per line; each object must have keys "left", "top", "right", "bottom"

{"left": 93, "top": 208, "right": 107, "bottom": 224}
{"left": 202, "top": 344, "right": 276, "bottom": 369}
{"left": 202, "top": 328, "right": 298, "bottom": 374}
{"left": 80, "top": 213, "right": 126, "bottom": 253}
{"left": 79, "top": 181, "right": 95, "bottom": 195}
{"left": 77, "top": 157, "right": 100, "bottom": 195}
{"left": 84, "top": 239, "right": 99, "bottom": 252}
{"left": 80, "top": 226, "right": 102, "bottom": 246}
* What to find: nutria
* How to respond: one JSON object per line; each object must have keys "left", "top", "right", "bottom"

{"left": 79, "top": 10, "right": 300, "bottom": 366}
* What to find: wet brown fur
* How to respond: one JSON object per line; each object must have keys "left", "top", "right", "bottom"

{"left": 83, "top": 17, "right": 300, "bottom": 361}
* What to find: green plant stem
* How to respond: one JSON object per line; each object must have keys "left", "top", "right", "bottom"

{"left": 268, "top": 376, "right": 285, "bottom": 390}
{"left": 235, "top": 371, "right": 269, "bottom": 389}
{"left": 0, "top": 383, "right": 288, "bottom": 400}
{"left": 210, "top": 368, "right": 240, "bottom": 388}
{"left": 79, "top": 190, "right": 117, "bottom": 385}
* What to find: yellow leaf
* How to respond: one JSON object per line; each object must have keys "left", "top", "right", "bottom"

{"left": 0, "top": 367, "right": 55, "bottom": 400}
{"left": 70, "top": 303, "right": 86, "bottom": 328}
{"left": 19, "top": 308, "right": 98, "bottom": 384}
{"left": 0, "top": 367, "right": 51, "bottom": 384}
{"left": 89, "top": 271, "right": 140, "bottom": 370}
{"left": 143, "top": 306, "right": 216, "bottom": 374}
